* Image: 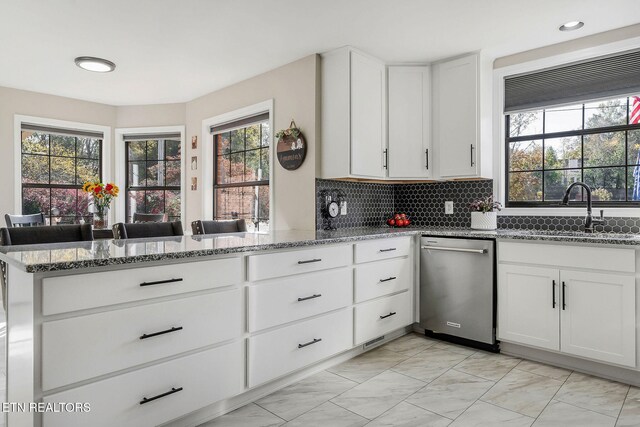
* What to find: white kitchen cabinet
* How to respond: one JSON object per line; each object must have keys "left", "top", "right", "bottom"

{"left": 497, "top": 242, "right": 636, "bottom": 368}
{"left": 432, "top": 53, "right": 483, "bottom": 178}
{"left": 387, "top": 66, "right": 431, "bottom": 179}
{"left": 498, "top": 264, "right": 560, "bottom": 351}
{"left": 320, "top": 47, "right": 386, "bottom": 179}
{"left": 560, "top": 270, "right": 635, "bottom": 367}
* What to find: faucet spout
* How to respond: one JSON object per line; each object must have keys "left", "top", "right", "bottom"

{"left": 561, "top": 182, "right": 603, "bottom": 233}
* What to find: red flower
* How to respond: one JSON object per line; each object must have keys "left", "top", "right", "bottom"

{"left": 94, "top": 186, "right": 103, "bottom": 194}
{"left": 105, "top": 183, "right": 113, "bottom": 192}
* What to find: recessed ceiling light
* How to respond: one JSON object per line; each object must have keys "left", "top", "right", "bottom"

{"left": 74, "top": 56, "right": 116, "bottom": 73}
{"left": 559, "top": 21, "right": 584, "bottom": 31}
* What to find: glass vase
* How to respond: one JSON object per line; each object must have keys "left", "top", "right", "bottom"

{"left": 93, "top": 208, "right": 109, "bottom": 230}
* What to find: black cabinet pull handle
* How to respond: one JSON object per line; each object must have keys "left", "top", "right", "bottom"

{"left": 425, "top": 148, "right": 429, "bottom": 169}
{"left": 298, "top": 259, "right": 322, "bottom": 264}
{"left": 552, "top": 280, "right": 556, "bottom": 309}
{"left": 298, "top": 338, "right": 322, "bottom": 348}
{"left": 383, "top": 149, "right": 389, "bottom": 169}
{"left": 140, "top": 326, "right": 183, "bottom": 340}
{"left": 380, "top": 311, "right": 397, "bottom": 319}
{"left": 379, "top": 248, "right": 396, "bottom": 253}
{"left": 140, "top": 278, "right": 183, "bottom": 287}
{"left": 470, "top": 144, "right": 475, "bottom": 167}
{"left": 140, "top": 387, "right": 183, "bottom": 405}
{"left": 298, "top": 294, "right": 322, "bottom": 302}
{"left": 379, "top": 277, "right": 397, "bottom": 283}
{"left": 562, "top": 281, "right": 566, "bottom": 310}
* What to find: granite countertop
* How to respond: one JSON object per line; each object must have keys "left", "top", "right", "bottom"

{"left": 1, "top": 227, "right": 639, "bottom": 273}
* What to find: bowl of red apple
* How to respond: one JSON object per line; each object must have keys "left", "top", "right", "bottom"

{"left": 386, "top": 213, "right": 411, "bottom": 228}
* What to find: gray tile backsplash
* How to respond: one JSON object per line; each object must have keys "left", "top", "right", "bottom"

{"left": 315, "top": 178, "right": 640, "bottom": 233}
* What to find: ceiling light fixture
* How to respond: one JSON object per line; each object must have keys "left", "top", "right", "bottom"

{"left": 559, "top": 21, "right": 584, "bottom": 31}
{"left": 74, "top": 56, "right": 116, "bottom": 73}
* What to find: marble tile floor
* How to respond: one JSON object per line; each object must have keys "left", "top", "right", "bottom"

{"left": 204, "top": 333, "right": 640, "bottom": 426}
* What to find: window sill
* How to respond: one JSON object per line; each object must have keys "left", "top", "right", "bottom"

{"left": 499, "top": 207, "right": 640, "bottom": 217}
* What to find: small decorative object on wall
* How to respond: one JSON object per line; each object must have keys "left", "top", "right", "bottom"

{"left": 319, "top": 188, "right": 346, "bottom": 230}
{"left": 191, "top": 135, "right": 198, "bottom": 150}
{"left": 82, "top": 181, "right": 119, "bottom": 230}
{"left": 276, "top": 119, "right": 306, "bottom": 170}
{"left": 386, "top": 213, "right": 411, "bottom": 228}
{"left": 191, "top": 156, "right": 198, "bottom": 171}
{"left": 191, "top": 177, "right": 198, "bottom": 191}
{"left": 469, "top": 195, "right": 502, "bottom": 230}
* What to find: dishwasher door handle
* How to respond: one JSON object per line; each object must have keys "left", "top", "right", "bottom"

{"left": 421, "top": 246, "right": 487, "bottom": 254}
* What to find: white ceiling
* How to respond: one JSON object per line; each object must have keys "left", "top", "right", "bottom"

{"left": 1, "top": 0, "right": 638, "bottom": 106}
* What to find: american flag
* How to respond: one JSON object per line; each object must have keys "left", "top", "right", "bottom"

{"left": 632, "top": 96, "right": 640, "bottom": 200}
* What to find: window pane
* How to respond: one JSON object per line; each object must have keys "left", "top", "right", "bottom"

{"left": 23, "top": 188, "right": 50, "bottom": 215}
{"left": 583, "top": 132, "right": 625, "bottom": 167}
{"left": 50, "top": 156, "right": 75, "bottom": 184}
{"left": 258, "top": 185, "right": 269, "bottom": 220}
{"left": 544, "top": 104, "right": 582, "bottom": 133}
{"left": 146, "top": 161, "right": 161, "bottom": 186}
{"left": 22, "top": 131, "right": 49, "bottom": 154}
{"left": 51, "top": 188, "right": 77, "bottom": 218}
{"left": 127, "top": 190, "right": 145, "bottom": 222}
{"left": 229, "top": 153, "right": 244, "bottom": 183}
{"left": 215, "top": 185, "right": 269, "bottom": 230}
{"left": 165, "top": 161, "right": 181, "bottom": 186}
{"left": 509, "top": 111, "right": 543, "bottom": 137}
{"left": 50, "top": 135, "right": 76, "bottom": 157}
{"left": 260, "top": 148, "right": 270, "bottom": 180}
{"left": 544, "top": 169, "right": 582, "bottom": 201}
{"left": 245, "top": 149, "right": 260, "bottom": 181}
{"left": 165, "top": 190, "right": 181, "bottom": 221}
{"left": 627, "top": 130, "right": 640, "bottom": 165}
{"left": 165, "top": 139, "right": 180, "bottom": 160}
{"left": 261, "top": 123, "right": 270, "bottom": 147}
{"left": 216, "top": 154, "right": 230, "bottom": 185}
{"left": 147, "top": 140, "right": 160, "bottom": 161}
{"left": 215, "top": 187, "right": 240, "bottom": 219}
{"left": 77, "top": 138, "right": 101, "bottom": 159}
{"left": 128, "top": 141, "right": 146, "bottom": 161}
{"left": 78, "top": 192, "right": 90, "bottom": 218}
{"left": 245, "top": 125, "right": 260, "bottom": 150}
{"left": 544, "top": 136, "right": 581, "bottom": 169}
{"left": 585, "top": 98, "right": 627, "bottom": 129}
{"left": 230, "top": 129, "right": 244, "bottom": 152}
{"left": 145, "top": 190, "right": 165, "bottom": 214}
{"left": 128, "top": 161, "right": 146, "bottom": 186}
{"left": 584, "top": 167, "right": 625, "bottom": 201}
{"left": 77, "top": 159, "right": 100, "bottom": 185}
{"left": 22, "top": 155, "right": 49, "bottom": 183}
{"left": 508, "top": 172, "right": 542, "bottom": 201}
{"left": 216, "top": 133, "right": 230, "bottom": 155}
{"left": 508, "top": 140, "right": 542, "bottom": 171}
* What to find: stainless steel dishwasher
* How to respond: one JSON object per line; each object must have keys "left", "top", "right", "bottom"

{"left": 420, "top": 235, "right": 498, "bottom": 351}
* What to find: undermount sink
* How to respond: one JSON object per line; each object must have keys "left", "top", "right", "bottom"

{"left": 506, "top": 229, "right": 640, "bottom": 240}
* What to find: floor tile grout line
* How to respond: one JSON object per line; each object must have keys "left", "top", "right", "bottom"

{"left": 252, "top": 402, "right": 289, "bottom": 424}
{"left": 529, "top": 368, "right": 573, "bottom": 422}
{"left": 552, "top": 372, "right": 629, "bottom": 420}
{"left": 616, "top": 385, "right": 632, "bottom": 422}
{"left": 403, "top": 400, "right": 456, "bottom": 421}
{"left": 474, "top": 399, "right": 537, "bottom": 422}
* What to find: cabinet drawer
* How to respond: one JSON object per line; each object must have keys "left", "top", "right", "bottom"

{"left": 354, "top": 237, "right": 411, "bottom": 264}
{"left": 42, "top": 257, "right": 242, "bottom": 315}
{"left": 248, "top": 244, "right": 352, "bottom": 281}
{"left": 354, "top": 291, "right": 411, "bottom": 345}
{"left": 43, "top": 341, "right": 244, "bottom": 427}
{"left": 42, "top": 289, "right": 241, "bottom": 390}
{"left": 248, "top": 309, "right": 352, "bottom": 387}
{"left": 355, "top": 257, "right": 410, "bottom": 303}
{"left": 498, "top": 242, "right": 634, "bottom": 273}
{"left": 248, "top": 268, "right": 353, "bottom": 332}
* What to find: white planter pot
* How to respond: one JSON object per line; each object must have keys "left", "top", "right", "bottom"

{"left": 470, "top": 211, "right": 497, "bottom": 230}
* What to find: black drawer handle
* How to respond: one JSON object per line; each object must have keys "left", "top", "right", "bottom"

{"left": 140, "top": 326, "right": 183, "bottom": 340}
{"left": 298, "top": 338, "right": 322, "bottom": 348}
{"left": 562, "top": 281, "right": 567, "bottom": 310}
{"left": 140, "top": 387, "right": 183, "bottom": 405}
{"left": 379, "top": 248, "right": 396, "bottom": 253}
{"left": 140, "top": 278, "right": 183, "bottom": 287}
{"left": 552, "top": 280, "right": 556, "bottom": 309}
{"left": 298, "top": 294, "right": 322, "bottom": 302}
{"left": 379, "top": 277, "right": 397, "bottom": 283}
{"left": 298, "top": 259, "right": 322, "bottom": 264}
{"left": 380, "top": 311, "right": 397, "bottom": 319}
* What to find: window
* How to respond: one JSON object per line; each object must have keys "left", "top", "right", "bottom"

{"left": 212, "top": 114, "right": 270, "bottom": 231}
{"left": 506, "top": 96, "right": 640, "bottom": 206}
{"left": 21, "top": 125, "right": 102, "bottom": 224}
{"left": 125, "top": 135, "right": 181, "bottom": 222}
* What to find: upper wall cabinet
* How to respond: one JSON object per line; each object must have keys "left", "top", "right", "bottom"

{"left": 320, "top": 47, "right": 386, "bottom": 179}
{"left": 387, "top": 66, "right": 431, "bottom": 179}
{"left": 432, "top": 53, "right": 491, "bottom": 179}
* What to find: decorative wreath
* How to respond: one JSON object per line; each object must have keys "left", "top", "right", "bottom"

{"left": 275, "top": 120, "right": 302, "bottom": 139}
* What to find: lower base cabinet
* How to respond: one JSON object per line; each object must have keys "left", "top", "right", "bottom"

{"left": 43, "top": 341, "right": 244, "bottom": 427}
{"left": 354, "top": 291, "right": 411, "bottom": 345}
{"left": 248, "top": 309, "right": 353, "bottom": 387}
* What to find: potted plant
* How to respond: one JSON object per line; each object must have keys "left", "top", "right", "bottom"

{"left": 469, "top": 196, "right": 502, "bottom": 230}
{"left": 82, "top": 181, "right": 119, "bottom": 229}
